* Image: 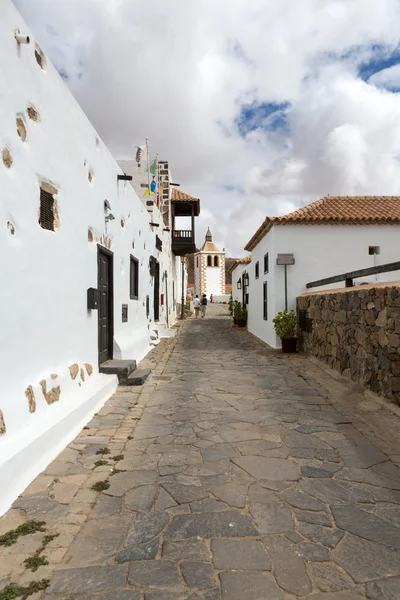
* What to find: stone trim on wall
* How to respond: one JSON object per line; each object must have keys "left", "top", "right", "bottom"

{"left": 297, "top": 285, "right": 400, "bottom": 404}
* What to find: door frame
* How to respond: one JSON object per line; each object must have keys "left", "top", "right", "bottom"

{"left": 97, "top": 244, "right": 114, "bottom": 365}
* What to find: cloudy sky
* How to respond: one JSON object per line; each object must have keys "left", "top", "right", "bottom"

{"left": 14, "top": 0, "right": 400, "bottom": 256}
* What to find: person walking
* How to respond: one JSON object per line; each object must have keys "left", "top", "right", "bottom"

{"left": 193, "top": 294, "right": 200, "bottom": 318}
{"left": 200, "top": 294, "right": 208, "bottom": 318}
{"left": 210, "top": 294, "right": 214, "bottom": 303}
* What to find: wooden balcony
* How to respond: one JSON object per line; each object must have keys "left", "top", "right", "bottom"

{"left": 172, "top": 230, "right": 196, "bottom": 256}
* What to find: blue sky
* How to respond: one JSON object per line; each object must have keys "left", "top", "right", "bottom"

{"left": 237, "top": 102, "right": 291, "bottom": 136}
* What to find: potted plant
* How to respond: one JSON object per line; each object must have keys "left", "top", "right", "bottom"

{"left": 232, "top": 300, "right": 240, "bottom": 324}
{"left": 237, "top": 306, "right": 247, "bottom": 328}
{"left": 273, "top": 310, "right": 298, "bottom": 352}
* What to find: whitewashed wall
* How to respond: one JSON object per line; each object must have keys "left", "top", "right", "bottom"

{"left": 231, "top": 262, "right": 251, "bottom": 304}
{"left": 247, "top": 223, "right": 400, "bottom": 349}
{"left": 0, "top": 1, "right": 185, "bottom": 514}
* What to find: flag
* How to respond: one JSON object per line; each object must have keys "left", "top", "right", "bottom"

{"left": 150, "top": 177, "right": 157, "bottom": 193}
{"left": 149, "top": 159, "right": 157, "bottom": 175}
{"left": 136, "top": 145, "right": 146, "bottom": 164}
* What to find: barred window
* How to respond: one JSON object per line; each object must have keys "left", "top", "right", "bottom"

{"left": 39, "top": 188, "right": 55, "bottom": 231}
{"left": 130, "top": 256, "right": 139, "bottom": 300}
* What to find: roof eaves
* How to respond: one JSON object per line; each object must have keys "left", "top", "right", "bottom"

{"left": 244, "top": 218, "right": 274, "bottom": 252}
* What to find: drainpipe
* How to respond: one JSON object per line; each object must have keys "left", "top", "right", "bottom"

{"left": 164, "top": 270, "right": 169, "bottom": 328}
{"left": 181, "top": 257, "right": 185, "bottom": 320}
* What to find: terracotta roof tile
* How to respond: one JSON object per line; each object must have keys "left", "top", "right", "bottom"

{"left": 171, "top": 187, "right": 200, "bottom": 216}
{"left": 227, "top": 256, "right": 251, "bottom": 273}
{"left": 171, "top": 188, "right": 199, "bottom": 202}
{"left": 245, "top": 196, "right": 400, "bottom": 251}
{"left": 201, "top": 240, "right": 220, "bottom": 252}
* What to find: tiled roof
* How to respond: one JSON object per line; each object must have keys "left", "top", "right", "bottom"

{"left": 201, "top": 240, "right": 220, "bottom": 252}
{"left": 245, "top": 196, "right": 400, "bottom": 251}
{"left": 171, "top": 187, "right": 200, "bottom": 216}
{"left": 171, "top": 188, "right": 198, "bottom": 201}
{"left": 227, "top": 256, "right": 251, "bottom": 273}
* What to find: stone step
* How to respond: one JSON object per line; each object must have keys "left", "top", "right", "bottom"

{"left": 99, "top": 359, "right": 137, "bottom": 383}
{"left": 124, "top": 369, "right": 151, "bottom": 386}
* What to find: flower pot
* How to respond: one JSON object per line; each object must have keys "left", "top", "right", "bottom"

{"left": 281, "top": 337, "right": 298, "bottom": 353}
{"left": 237, "top": 318, "right": 247, "bottom": 328}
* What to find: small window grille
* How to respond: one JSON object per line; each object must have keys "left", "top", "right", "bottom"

{"left": 369, "top": 246, "right": 380, "bottom": 255}
{"left": 130, "top": 256, "right": 139, "bottom": 300}
{"left": 39, "top": 188, "right": 55, "bottom": 231}
{"left": 263, "top": 282, "right": 268, "bottom": 320}
{"left": 255, "top": 261, "right": 259, "bottom": 279}
{"left": 264, "top": 253, "right": 269, "bottom": 274}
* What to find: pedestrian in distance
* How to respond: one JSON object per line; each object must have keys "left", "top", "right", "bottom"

{"left": 210, "top": 294, "right": 214, "bottom": 303}
{"left": 201, "top": 294, "right": 208, "bottom": 318}
{"left": 193, "top": 294, "right": 200, "bottom": 318}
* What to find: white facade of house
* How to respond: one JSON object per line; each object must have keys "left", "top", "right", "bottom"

{"left": 237, "top": 223, "right": 400, "bottom": 349}
{"left": 231, "top": 261, "right": 251, "bottom": 305}
{"left": 0, "top": 1, "right": 189, "bottom": 515}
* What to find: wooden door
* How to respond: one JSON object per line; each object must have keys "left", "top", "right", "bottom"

{"left": 98, "top": 247, "right": 113, "bottom": 364}
{"left": 154, "top": 260, "right": 160, "bottom": 322}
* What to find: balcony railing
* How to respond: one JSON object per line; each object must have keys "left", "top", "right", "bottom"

{"left": 172, "top": 230, "right": 195, "bottom": 256}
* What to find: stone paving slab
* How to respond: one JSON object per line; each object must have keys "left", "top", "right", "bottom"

{"left": 1, "top": 304, "right": 400, "bottom": 599}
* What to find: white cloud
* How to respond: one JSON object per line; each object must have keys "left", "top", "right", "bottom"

{"left": 13, "top": 0, "right": 400, "bottom": 255}
{"left": 369, "top": 64, "right": 400, "bottom": 89}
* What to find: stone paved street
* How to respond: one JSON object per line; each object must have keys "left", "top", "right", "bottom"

{"left": 2, "top": 304, "right": 400, "bottom": 599}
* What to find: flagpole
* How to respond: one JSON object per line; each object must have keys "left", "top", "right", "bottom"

{"left": 146, "top": 137, "right": 151, "bottom": 198}
{"left": 156, "top": 152, "right": 159, "bottom": 207}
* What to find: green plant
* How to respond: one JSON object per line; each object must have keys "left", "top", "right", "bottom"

{"left": 111, "top": 455, "right": 124, "bottom": 462}
{"left": 233, "top": 300, "right": 242, "bottom": 320}
{"left": 273, "top": 310, "right": 298, "bottom": 339}
{"left": 0, "top": 580, "right": 49, "bottom": 600}
{"left": 91, "top": 480, "right": 110, "bottom": 492}
{"left": 95, "top": 447, "right": 110, "bottom": 455}
{"left": 94, "top": 460, "right": 109, "bottom": 467}
{"left": 0, "top": 521, "right": 46, "bottom": 547}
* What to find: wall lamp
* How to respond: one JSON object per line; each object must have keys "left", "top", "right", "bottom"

{"left": 237, "top": 280, "right": 242, "bottom": 290}
{"left": 105, "top": 214, "right": 115, "bottom": 222}
{"left": 243, "top": 273, "right": 250, "bottom": 287}
{"left": 15, "top": 30, "right": 30, "bottom": 44}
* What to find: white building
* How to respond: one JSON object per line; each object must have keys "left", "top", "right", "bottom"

{"left": 0, "top": 1, "right": 199, "bottom": 515}
{"left": 194, "top": 228, "right": 226, "bottom": 298}
{"left": 229, "top": 257, "right": 251, "bottom": 306}
{"left": 233, "top": 196, "right": 400, "bottom": 348}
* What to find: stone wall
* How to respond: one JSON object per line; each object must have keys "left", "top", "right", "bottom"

{"left": 297, "top": 284, "right": 400, "bottom": 404}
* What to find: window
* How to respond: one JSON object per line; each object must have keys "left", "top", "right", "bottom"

{"left": 130, "top": 256, "right": 139, "bottom": 299}
{"left": 207, "top": 255, "right": 212, "bottom": 266}
{"left": 156, "top": 235, "right": 162, "bottom": 251}
{"left": 39, "top": 188, "right": 55, "bottom": 231}
{"left": 214, "top": 256, "right": 219, "bottom": 267}
{"left": 369, "top": 246, "right": 380, "bottom": 255}
{"left": 264, "top": 253, "right": 269, "bottom": 274}
{"left": 255, "top": 261, "right": 259, "bottom": 279}
{"left": 263, "top": 282, "right": 268, "bottom": 320}
{"left": 196, "top": 256, "right": 199, "bottom": 267}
